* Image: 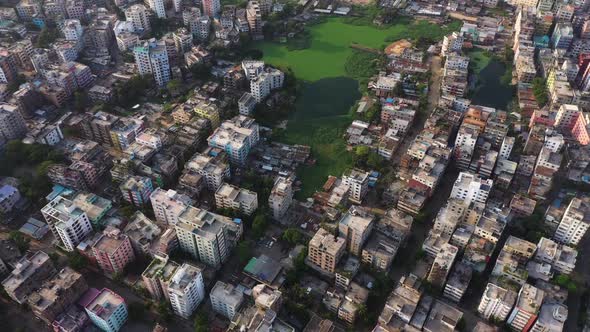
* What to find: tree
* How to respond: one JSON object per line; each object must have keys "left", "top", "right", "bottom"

{"left": 128, "top": 302, "right": 145, "bottom": 321}
{"left": 67, "top": 251, "right": 88, "bottom": 271}
{"left": 194, "top": 312, "right": 208, "bottom": 332}
{"left": 36, "top": 27, "right": 58, "bottom": 48}
{"left": 236, "top": 240, "right": 253, "bottom": 264}
{"left": 74, "top": 91, "right": 88, "bottom": 112}
{"left": 9, "top": 231, "right": 29, "bottom": 252}
{"left": 282, "top": 228, "right": 303, "bottom": 245}
{"left": 252, "top": 213, "right": 268, "bottom": 238}
{"left": 532, "top": 77, "right": 548, "bottom": 107}
{"left": 166, "top": 79, "right": 183, "bottom": 96}
{"left": 156, "top": 301, "right": 172, "bottom": 322}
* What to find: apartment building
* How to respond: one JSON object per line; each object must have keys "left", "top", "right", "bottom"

{"left": 92, "top": 227, "right": 136, "bottom": 276}
{"left": 238, "top": 92, "right": 257, "bottom": 116}
{"left": 215, "top": 183, "right": 258, "bottom": 216}
{"left": 202, "top": 0, "right": 221, "bottom": 17}
{"left": 150, "top": 188, "right": 194, "bottom": 225}
{"left": 41, "top": 196, "right": 93, "bottom": 252}
{"left": 338, "top": 207, "right": 374, "bottom": 256}
{"left": 207, "top": 115, "right": 259, "bottom": 165}
{"left": 168, "top": 263, "right": 205, "bottom": 319}
{"left": 535, "top": 237, "right": 577, "bottom": 275}
{"left": 0, "top": 185, "right": 20, "bottom": 214}
{"left": 175, "top": 206, "right": 243, "bottom": 268}
{"left": 2, "top": 251, "right": 56, "bottom": 304}
{"left": 142, "top": 254, "right": 180, "bottom": 300}
{"left": 378, "top": 274, "right": 423, "bottom": 325}
{"left": 269, "top": 176, "right": 293, "bottom": 220}
{"left": 120, "top": 176, "right": 154, "bottom": 207}
{"left": 0, "top": 103, "right": 27, "bottom": 140}
{"left": 342, "top": 169, "right": 369, "bottom": 204}
{"left": 507, "top": 284, "right": 545, "bottom": 331}
{"left": 530, "top": 303, "right": 567, "bottom": 332}
{"left": 28, "top": 267, "right": 88, "bottom": 325}
{"left": 133, "top": 39, "right": 170, "bottom": 87}
{"left": 246, "top": 1, "right": 262, "bottom": 36}
{"left": 449, "top": 172, "right": 493, "bottom": 206}
{"left": 427, "top": 243, "right": 458, "bottom": 288}
{"left": 361, "top": 232, "right": 398, "bottom": 272}
{"left": 84, "top": 288, "right": 128, "bottom": 332}
{"left": 250, "top": 68, "right": 284, "bottom": 102}
{"left": 477, "top": 282, "right": 518, "bottom": 322}
{"left": 443, "top": 262, "right": 472, "bottom": 303}
{"left": 193, "top": 100, "right": 220, "bottom": 128}
{"left": 182, "top": 152, "right": 230, "bottom": 191}
{"left": 124, "top": 4, "right": 151, "bottom": 33}
{"left": 308, "top": 228, "right": 346, "bottom": 274}
{"left": 554, "top": 196, "right": 590, "bottom": 246}
{"left": 210, "top": 281, "right": 244, "bottom": 319}
{"left": 147, "top": 0, "right": 166, "bottom": 18}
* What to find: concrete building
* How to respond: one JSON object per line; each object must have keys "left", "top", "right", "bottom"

{"left": 133, "top": 39, "right": 171, "bottom": 87}
{"left": 450, "top": 172, "right": 493, "bottom": 206}
{"left": 210, "top": 281, "right": 243, "bottom": 320}
{"left": 530, "top": 303, "right": 567, "bottom": 332}
{"left": 150, "top": 188, "right": 193, "bottom": 225}
{"left": 168, "top": 263, "right": 205, "bottom": 319}
{"left": 124, "top": 4, "right": 151, "bottom": 33}
{"left": 147, "top": 0, "right": 166, "bottom": 18}
{"left": 175, "top": 206, "right": 243, "bottom": 268}
{"left": 207, "top": 115, "right": 259, "bottom": 165}
{"left": 535, "top": 237, "right": 577, "bottom": 275}
{"left": 215, "top": 183, "right": 258, "bottom": 216}
{"left": 183, "top": 152, "right": 230, "bottom": 191}
{"left": 378, "top": 274, "right": 422, "bottom": 325}
{"left": 342, "top": 169, "right": 369, "bottom": 204}
{"left": 423, "top": 300, "right": 463, "bottom": 332}
{"left": 84, "top": 288, "right": 128, "bottom": 332}
{"left": 269, "top": 176, "right": 293, "bottom": 220}
{"left": 2, "top": 251, "right": 56, "bottom": 304}
{"left": 28, "top": 267, "right": 88, "bottom": 325}
{"left": 246, "top": 1, "right": 262, "bottom": 36}
{"left": 92, "top": 227, "right": 136, "bottom": 276}
{"left": 250, "top": 68, "right": 284, "bottom": 102}
{"left": 427, "top": 243, "right": 458, "bottom": 288}
{"left": 554, "top": 197, "right": 590, "bottom": 246}
{"left": 142, "top": 254, "right": 180, "bottom": 300}
{"left": 120, "top": 176, "right": 153, "bottom": 207}
{"left": 202, "top": 0, "right": 221, "bottom": 17}
{"left": 0, "top": 185, "right": 20, "bottom": 214}
{"left": 361, "top": 232, "right": 398, "bottom": 272}
{"left": 308, "top": 228, "right": 346, "bottom": 274}
{"left": 0, "top": 103, "right": 27, "bottom": 140}
{"left": 507, "top": 284, "right": 545, "bottom": 331}
{"left": 72, "top": 192, "right": 112, "bottom": 228}
{"left": 443, "top": 261, "right": 472, "bottom": 302}
{"left": 338, "top": 207, "right": 374, "bottom": 256}
{"left": 477, "top": 283, "right": 518, "bottom": 322}
{"left": 41, "top": 196, "right": 93, "bottom": 252}
{"left": 123, "top": 211, "right": 162, "bottom": 258}
{"left": 238, "top": 92, "right": 257, "bottom": 116}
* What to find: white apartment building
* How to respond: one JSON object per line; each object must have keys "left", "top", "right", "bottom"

{"left": 183, "top": 152, "right": 230, "bottom": 191}
{"left": 242, "top": 60, "right": 265, "bottom": 80}
{"left": 499, "top": 136, "right": 515, "bottom": 160}
{"left": 150, "top": 189, "right": 193, "bottom": 225}
{"left": 63, "top": 19, "right": 83, "bottom": 41}
{"left": 183, "top": 7, "right": 210, "bottom": 40}
{"left": 147, "top": 0, "right": 166, "bottom": 18}
{"left": 238, "top": 92, "right": 257, "bottom": 116}
{"left": 530, "top": 303, "right": 567, "bottom": 332}
{"left": 477, "top": 283, "right": 517, "bottom": 322}
{"left": 339, "top": 207, "right": 374, "bottom": 256}
{"left": 450, "top": 172, "right": 493, "bottom": 206}
{"left": 508, "top": 284, "right": 545, "bottom": 331}
{"left": 175, "top": 206, "right": 243, "bottom": 268}
{"left": 269, "top": 176, "right": 293, "bottom": 220}
{"left": 202, "top": 0, "right": 221, "bottom": 17}
{"left": 554, "top": 197, "right": 590, "bottom": 246}
{"left": 250, "top": 68, "right": 284, "bottom": 102}
{"left": 342, "top": 169, "right": 370, "bottom": 204}
{"left": 125, "top": 4, "right": 151, "bottom": 33}
{"left": 41, "top": 196, "right": 93, "bottom": 251}
{"left": 215, "top": 183, "right": 258, "bottom": 216}
{"left": 0, "top": 185, "right": 20, "bottom": 214}
{"left": 168, "top": 263, "right": 205, "bottom": 319}
{"left": 210, "top": 281, "right": 243, "bottom": 320}
{"left": 0, "top": 103, "right": 27, "bottom": 140}
{"left": 535, "top": 237, "right": 577, "bottom": 275}
{"left": 133, "top": 39, "right": 170, "bottom": 87}
{"left": 207, "top": 116, "right": 260, "bottom": 165}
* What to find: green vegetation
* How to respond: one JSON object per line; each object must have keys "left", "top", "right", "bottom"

{"left": 468, "top": 49, "right": 493, "bottom": 74}
{"left": 344, "top": 51, "right": 382, "bottom": 80}
{"left": 282, "top": 228, "right": 305, "bottom": 246}
{"left": 236, "top": 240, "right": 253, "bottom": 264}
{"left": 36, "top": 26, "right": 58, "bottom": 48}
{"left": 194, "top": 312, "right": 208, "bottom": 332}
{"left": 553, "top": 274, "right": 578, "bottom": 292}
{"left": 256, "top": 17, "right": 460, "bottom": 81}
{"left": 66, "top": 251, "right": 88, "bottom": 271}
{"left": 532, "top": 77, "right": 549, "bottom": 107}
{"left": 9, "top": 231, "right": 29, "bottom": 252}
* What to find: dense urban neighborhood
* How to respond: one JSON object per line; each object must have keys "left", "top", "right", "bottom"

{"left": 0, "top": 0, "right": 589, "bottom": 331}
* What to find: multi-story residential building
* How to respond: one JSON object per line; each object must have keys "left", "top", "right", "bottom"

{"left": 147, "top": 0, "right": 166, "bottom": 18}
{"left": 427, "top": 243, "right": 458, "bottom": 288}
{"left": 72, "top": 192, "right": 112, "bottom": 227}
{"left": 238, "top": 92, "right": 257, "bottom": 116}
{"left": 1, "top": 251, "right": 56, "bottom": 304}
{"left": 507, "top": 284, "right": 545, "bottom": 331}
{"left": 342, "top": 169, "right": 370, "bottom": 204}
{"left": 183, "top": 152, "right": 230, "bottom": 191}
{"left": 28, "top": 267, "right": 88, "bottom": 325}
{"left": 554, "top": 197, "right": 590, "bottom": 246}
{"left": 125, "top": 4, "right": 151, "bottom": 33}
{"left": 202, "top": 0, "right": 221, "bottom": 17}
{"left": 215, "top": 183, "right": 258, "bottom": 216}
{"left": 246, "top": 1, "right": 262, "bottom": 36}
{"left": 133, "top": 39, "right": 171, "bottom": 87}
{"left": 443, "top": 261, "right": 472, "bottom": 302}
{"left": 449, "top": 172, "right": 493, "bottom": 206}
{"left": 338, "top": 207, "right": 374, "bottom": 256}
{"left": 269, "top": 176, "right": 293, "bottom": 220}
{"left": 168, "top": 263, "right": 205, "bottom": 319}
{"left": 173, "top": 28, "right": 193, "bottom": 54}
{"left": 361, "top": 232, "right": 398, "bottom": 272}
{"left": 308, "top": 228, "right": 346, "bottom": 274}
{"left": 150, "top": 188, "right": 193, "bottom": 225}
{"left": 109, "top": 118, "right": 144, "bottom": 151}
{"left": 0, "top": 185, "right": 20, "bottom": 214}
{"left": 63, "top": 19, "right": 84, "bottom": 41}
{"left": 175, "top": 206, "right": 243, "bottom": 267}
{"left": 120, "top": 176, "right": 154, "bottom": 207}
{"left": 423, "top": 300, "right": 463, "bottom": 332}
{"left": 92, "top": 227, "right": 136, "bottom": 276}
{"left": 530, "top": 303, "right": 567, "bottom": 332}
{"left": 250, "top": 68, "right": 284, "bottom": 102}
{"left": 210, "top": 281, "right": 243, "bottom": 320}
{"left": 551, "top": 22, "right": 574, "bottom": 50}
{"left": 207, "top": 115, "right": 259, "bottom": 165}
{"left": 477, "top": 282, "right": 518, "bottom": 322}
{"left": 0, "top": 103, "right": 27, "bottom": 140}
{"left": 142, "top": 254, "right": 180, "bottom": 301}
{"left": 535, "top": 237, "right": 577, "bottom": 275}
{"left": 378, "top": 274, "right": 423, "bottom": 325}
{"left": 192, "top": 100, "right": 220, "bottom": 128}
{"left": 499, "top": 136, "right": 515, "bottom": 160}
{"left": 84, "top": 288, "right": 128, "bottom": 332}
{"left": 41, "top": 196, "right": 93, "bottom": 252}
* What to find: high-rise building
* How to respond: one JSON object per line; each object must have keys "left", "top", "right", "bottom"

{"left": 133, "top": 39, "right": 171, "bottom": 87}
{"left": 207, "top": 116, "right": 259, "bottom": 165}
{"left": 150, "top": 188, "right": 193, "bottom": 225}
{"left": 269, "top": 176, "right": 293, "bottom": 220}
{"left": 477, "top": 283, "right": 518, "bottom": 322}
{"left": 124, "top": 4, "right": 151, "bottom": 33}
{"left": 92, "top": 227, "right": 136, "bottom": 276}
{"left": 202, "top": 0, "right": 221, "bottom": 17}
{"left": 147, "top": 0, "right": 166, "bottom": 18}
{"left": 308, "top": 228, "right": 346, "bottom": 274}
{"left": 0, "top": 103, "right": 27, "bottom": 140}
{"left": 142, "top": 254, "right": 180, "bottom": 301}
{"left": 167, "top": 263, "right": 205, "bottom": 319}
{"left": 249, "top": 68, "right": 284, "bottom": 102}
{"left": 182, "top": 152, "right": 230, "bottom": 191}
{"left": 210, "top": 281, "right": 244, "bottom": 319}
{"left": 338, "top": 207, "right": 374, "bottom": 256}
{"left": 84, "top": 288, "right": 128, "bottom": 332}
{"left": 554, "top": 197, "right": 590, "bottom": 246}
{"left": 449, "top": 172, "right": 493, "bottom": 206}
{"left": 342, "top": 169, "right": 370, "bottom": 204}
{"left": 175, "top": 206, "right": 243, "bottom": 267}
{"left": 246, "top": 1, "right": 262, "bottom": 37}
{"left": 41, "top": 196, "right": 93, "bottom": 251}
{"left": 120, "top": 176, "right": 154, "bottom": 207}
{"left": 215, "top": 183, "right": 258, "bottom": 216}
{"left": 62, "top": 19, "right": 84, "bottom": 41}
{"left": 1, "top": 251, "right": 56, "bottom": 304}
{"left": 507, "top": 284, "right": 545, "bottom": 331}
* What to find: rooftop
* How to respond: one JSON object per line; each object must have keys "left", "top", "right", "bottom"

{"left": 85, "top": 288, "right": 124, "bottom": 320}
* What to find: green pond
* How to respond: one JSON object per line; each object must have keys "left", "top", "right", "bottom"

{"left": 469, "top": 50, "right": 514, "bottom": 110}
